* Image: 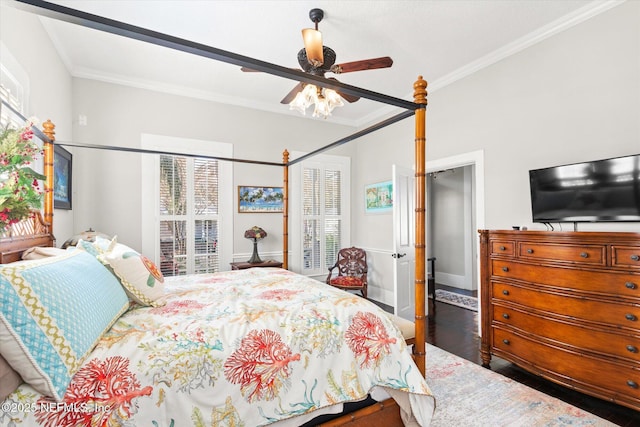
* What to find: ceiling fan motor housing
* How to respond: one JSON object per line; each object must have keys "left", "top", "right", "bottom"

{"left": 297, "top": 46, "right": 337, "bottom": 73}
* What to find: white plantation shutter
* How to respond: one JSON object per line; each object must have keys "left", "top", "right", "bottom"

{"left": 302, "top": 161, "right": 347, "bottom": 275}
{"left": 193, "top": 158, "right": 219, "bottom": 274}
{"left": 324, "top": 169, "right": 341, "bottom": 269}
{"left": 159, "top": 155, "right": 220, "bottom": 276}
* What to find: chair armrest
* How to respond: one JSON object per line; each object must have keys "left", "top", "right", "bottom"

{"left": 326, "top": 263, "right": 338, "bottom": 284}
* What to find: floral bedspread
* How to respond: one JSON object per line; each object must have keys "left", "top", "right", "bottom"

{"left": 1, "top": 268, "right": 434, "bottom": 426}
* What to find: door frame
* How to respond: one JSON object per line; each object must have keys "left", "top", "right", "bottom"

{"left": 426, "top": 150, "right": 485, "bottom": 332}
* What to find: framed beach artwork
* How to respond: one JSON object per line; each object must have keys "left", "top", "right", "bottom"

{"left": 53, "top": 145, "right": 72, "bottom": 210}
{"left": 238, "top": 186, "right": 284, "bottom": 213}
{"left": 365, "top": 180, "right": 393, "bottom": 213}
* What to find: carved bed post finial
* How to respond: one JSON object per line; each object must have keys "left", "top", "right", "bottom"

{"left": 413, "top": 76, "right": 428, "bottom": 377}
{"left": 42, "top": 120, "right": 55, "bottom": 234}
{"left": 282, "top": 150, "right": 289, "bottom": 269}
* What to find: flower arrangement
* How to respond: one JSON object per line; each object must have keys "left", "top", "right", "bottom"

{"left": 0, "top": 120, "right": 46, "bottom": 233}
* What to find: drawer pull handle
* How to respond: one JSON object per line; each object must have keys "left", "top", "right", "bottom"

{"left": 626, "top": 282, "right": 637, "bottom": 289}
{"left": 627, "top": 380, "right": 638, "bottom": 389}
{"left": 502, "top": 313, "right": 510, "bottom": 319}
{"left": 632, "top": 254, "right": 640, "bottom": 262}
{"left": 502, "top": 290, "right": 510, "bottom": 296}
{"left": 527, "top": 248, "right": 533, "bottom": 254}
{"left": 502, "top": 339, "right": 510, "bottom": 345}
{"left": 625, "top": 313, "right": 637, "bottom": 322}
{"left": 627, "top": 345, "right": 638, "bottom": 353}
{"left": 580, "top": 252, "right": 588, "bottom": 258}
{"left": 499, "top": 246, "right": 506, "bottom": 251}
{"left": 502, "top": 266, "right": 509, "bottom": 272}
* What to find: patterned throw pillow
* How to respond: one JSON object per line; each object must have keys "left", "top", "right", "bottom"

{"left": 98, "top": 242, "right": 165, "bottom": 307}
{"left": 0, "top": 250, "right": 130, "bottom": 400}
{"left": 75, "top": 235, "right": 115, "bottom": 257}
{"left": 330, "top": 275, "right": 364, "bottom": 288}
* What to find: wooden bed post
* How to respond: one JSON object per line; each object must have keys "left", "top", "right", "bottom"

{"left": 413, "top": 76, "right": 428, "bottom": 376}
{"left": 42, "top": 120, "right": 55, "bottom": 235}
{"left": 282, "top": 150, "right": 289, "bottom": 269}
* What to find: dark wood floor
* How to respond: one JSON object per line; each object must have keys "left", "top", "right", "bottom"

{"left": 425, "top": 284, "right": 639, "bottom": 426}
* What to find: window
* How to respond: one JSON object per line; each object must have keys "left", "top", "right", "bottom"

{"left": 0, "top": 43, "right": 28, "bottom": 127}
{"left": 293, "top": 154, "right": 350, "bottom": 276}
{"left": 159, "top": 155, "right": 220, "bottom": 276}
{"left": 141, "top": 134, "right": 232, "bottom": 275}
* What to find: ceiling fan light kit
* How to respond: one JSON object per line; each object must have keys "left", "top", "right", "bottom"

{"left": 289, "top": 83, "right": 344, "bottom": 118}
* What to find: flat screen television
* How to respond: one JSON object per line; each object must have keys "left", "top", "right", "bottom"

{"left": 529, "top": 154, "right": 640, "bottom": 223}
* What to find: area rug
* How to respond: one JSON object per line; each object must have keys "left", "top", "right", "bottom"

{"left": 425, "top": 344, "right": 616, "bottom": 426}
{"left": 435, "top": 289, "right": 478, "bottom": 311}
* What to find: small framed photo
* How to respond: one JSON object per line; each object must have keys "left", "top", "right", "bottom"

{"left": 54, "top": 145, "right": 72, "bottom": 210}
{"left": 365, "top": 180, "right": 393, "bottom": 213}
{"left": 238, "top": 186, "right": 284, "bottom": 213}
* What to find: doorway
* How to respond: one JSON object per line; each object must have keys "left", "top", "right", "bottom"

{"left": 426, "top": 150, "right": 485, "bottom": 328}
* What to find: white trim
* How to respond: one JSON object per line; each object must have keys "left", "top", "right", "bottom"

{"left": 140, "top": 134, "right": 233, "bottom": 271}
{"left": 426, "top": 150, "right": 485, "bottom": 332}
{"left": 428, "top": 0, "right": 625, "bottom": 93}
{"left": 360, "top": 0, "right": 625, "bottom": 127}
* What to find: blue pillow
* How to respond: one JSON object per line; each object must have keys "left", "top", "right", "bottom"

{"left": 0, "top": 250, "right": 130, "bottom": 400}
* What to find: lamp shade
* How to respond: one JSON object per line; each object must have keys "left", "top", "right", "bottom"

{"left": 301, "top": 28, "right": 323, "bottom": 67}
{"left": 244, "top": 226, "right": 267, "bottom": 240}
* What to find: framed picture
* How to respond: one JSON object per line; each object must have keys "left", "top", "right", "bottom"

{"left": 54, "top": 145, "right": 72, "bottom": 210}
{"left": 238, "top": 186, "right": 284, "bottom": 213}
{"left": 365, "top": 180, "right": 393, "bottom": 213}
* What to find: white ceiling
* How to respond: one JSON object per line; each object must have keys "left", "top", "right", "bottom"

{"left": 20, "top": 0, "right": 622, "bottom": 127}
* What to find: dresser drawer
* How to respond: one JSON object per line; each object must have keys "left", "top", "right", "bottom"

{"left": 492, "top": 303, "right": 640, "bottom": 363}
{"left": 490, "top": 240, "right": 514, "bottom": 256}
{"left": 491, "top": 259, "right": 640, "bottom": 298}
{"left": 613, "top": 246, "right": 640, "bottom": 270}
{"left": 493, "top": 328, "right": 640, "bottom": 402}
{"left": 491, "top": 281, "right": 640, "bottom": 329}
{"left": 518, "top": 242, "right": 605, "bottom": 265}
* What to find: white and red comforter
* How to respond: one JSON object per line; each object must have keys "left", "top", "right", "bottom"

{"left": 1, "top": 268, "right": 434, "bottom": 426}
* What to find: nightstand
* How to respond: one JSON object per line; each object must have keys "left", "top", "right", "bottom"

{"left": 230, "top": 260, "right": 283, "bottom": 270}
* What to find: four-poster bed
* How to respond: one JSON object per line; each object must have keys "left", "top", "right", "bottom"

{"left": 1, "top": 1, "right": 431, "bottom": 426}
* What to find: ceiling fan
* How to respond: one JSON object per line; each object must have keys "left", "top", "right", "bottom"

{"left": 243, "top": 8, "right": 393, "bottom": 108}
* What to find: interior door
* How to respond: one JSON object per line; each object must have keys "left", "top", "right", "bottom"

{"left": 393, "top": 165, "right": 415, "bottom": 320}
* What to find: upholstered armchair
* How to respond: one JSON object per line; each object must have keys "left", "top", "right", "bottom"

{"left": 326, "top": 247, "right": 368, "bottom": 298}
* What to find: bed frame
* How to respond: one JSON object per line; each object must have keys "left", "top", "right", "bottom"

{"left": 3, "top": 2, "right": 429, "bottom": 425}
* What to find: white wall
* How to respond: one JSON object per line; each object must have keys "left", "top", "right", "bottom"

{"left": 0, "top": 3, "right": 74, "bottom": 245}
{"left": 352, "top": 1, "right": 639, "bottom": 305}
{"left": 70, "top": 78, "right": 355, "bottom": 263}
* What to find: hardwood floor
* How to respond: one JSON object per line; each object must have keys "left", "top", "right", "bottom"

{"left": 426, "top": 285, "right": 639, "bottom": 426}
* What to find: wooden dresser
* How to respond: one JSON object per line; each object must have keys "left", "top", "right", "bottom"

{"left": 479, "top": 230, "right": 640, "bottom": 411}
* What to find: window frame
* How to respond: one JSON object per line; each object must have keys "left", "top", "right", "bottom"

{"left": 141, "top": 134, "right": 233, "bottom": 273}
{"left": 289, "top": 151, "right": 350, "bottom": 278}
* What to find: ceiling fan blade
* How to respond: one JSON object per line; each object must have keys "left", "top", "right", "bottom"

{"left": 327, "top": 78, "right": 359, "bottom": 103}
{"left": 333, "top": 56, "right": 393, "bottom": 74}
{"left": 280, "top": 82, "right": 305, "bottom": 104}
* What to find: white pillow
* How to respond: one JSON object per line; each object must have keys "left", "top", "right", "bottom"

{"left": 98, "top": 241, "right": 165, "bottom": 307}
{"left": 21, "top": 246, "right": 69, "bottom": 260}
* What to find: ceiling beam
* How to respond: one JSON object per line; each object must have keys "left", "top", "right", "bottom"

{"left": 13, "top": 0, "right": 420, "bottom": 111}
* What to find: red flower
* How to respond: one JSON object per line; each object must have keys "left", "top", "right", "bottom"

{"left": 345, "top": 311, "right": 397, "bottom": 369}
{"left": 224, "top": 329, "right": 300, "bottom": 402}
{"left": 35, "top": 356, "right": 152, "bottom": 427}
